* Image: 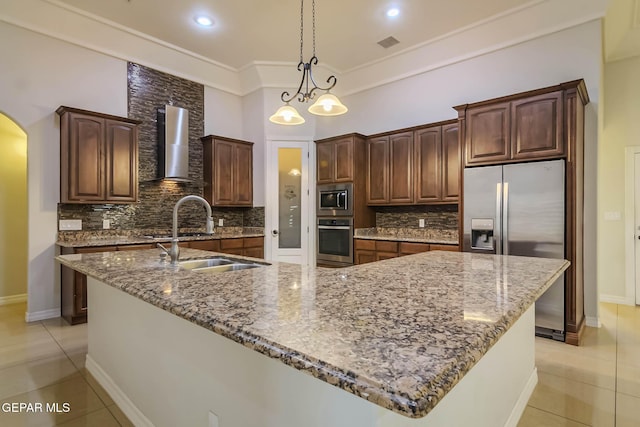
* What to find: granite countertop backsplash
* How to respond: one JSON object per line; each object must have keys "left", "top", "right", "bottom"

{"left": 354, "top": 227, "right": 458, "bottom": 245}
{"left": 57, "top": 227, "right": 265, "bottom": 248}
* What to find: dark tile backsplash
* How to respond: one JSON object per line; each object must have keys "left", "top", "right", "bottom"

{"left": 374, "top": 205, "right": 458, "bottom": 230}
{"left": 57, "top": 63, "right": 264, "bottom": 231}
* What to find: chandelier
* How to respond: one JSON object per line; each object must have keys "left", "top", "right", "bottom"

{"left": 269, "top": 0, "right": 348, "bottom": 125}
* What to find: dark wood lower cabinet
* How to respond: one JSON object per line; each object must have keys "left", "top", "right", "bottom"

{"left": 60, "top": 236, "right": 265, "bottom": 325}
{"left": 354, "top": 239, "right": 457, "bottom": 265}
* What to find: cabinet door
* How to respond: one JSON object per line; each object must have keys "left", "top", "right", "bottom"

{"left": 389, "top": 132, "right": 414, "bottom": 204}
{"left": 376, "top": 252, "right": 398, "bottom": 261}
{"left": 399, "top": 242, "right": 430, "bottom": 255}
{"left": 213, "top": 140, "right": 234, "bottom": 205}
{"left": 466, "top": 102, "right": 510, "bottom": 165}
{"left": 414, "top": 126, "right": 442, "bottom": 203}
{"left": 105, "top": 120, "right": 138, "bottom": 202}
{"left": 334, "top": 138, "right": 353, "bottom": 182}
{"left": 355, "top": 250, "right": 376, "bottom": 264}
{"left": 243, "top": 247, "right": 264, "bottom": 259}
{"left": 511, "top": 91, "right": 564, "bottom": 160}
{"left": 441, "top": 123, "right": 460, "bottom": 202}
{"left": 66, "top": 113, "right": 105, "bottom": 202}
{"left": 316, "top": 142, "right": 334, "bottom": 184}
{"left": 234, "top": 143, "right": 253, "bottom": 205}
{"left": 366, "top": 137, "right": 390, "bottom": 204}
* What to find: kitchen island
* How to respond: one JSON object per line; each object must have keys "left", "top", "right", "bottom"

{"left": 56, "top": 249, "right": 568, "bottom": 427}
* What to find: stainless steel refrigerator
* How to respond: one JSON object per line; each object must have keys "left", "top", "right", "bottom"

{"left": 463, "top": 159, "right": 565, "bottom": 341}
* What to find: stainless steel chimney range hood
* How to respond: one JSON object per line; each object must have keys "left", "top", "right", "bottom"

{"left": 157, "top": 105, "right": 192, "bottom": 182}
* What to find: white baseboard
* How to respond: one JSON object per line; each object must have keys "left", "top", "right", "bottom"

{"left": 505, "top": 368, "right": 538, "bottom": 427}
{"left": 599, "top": 294, "right": 635, "bottom": 306}
{"left": 586, "top": 316, "right": 601, "bottom": 328}
{"left": 25, "top": 308, "right": 60, "bottom": 322}
{"left": 0, "top": 293, "right": 27, "bottom": 306}
{"left": 86, "top": 355, "right": 154, "bottom": 427}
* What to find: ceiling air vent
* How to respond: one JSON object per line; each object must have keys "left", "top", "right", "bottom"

{"left": 377, "top": 36, "right": 400, "bottom": 49}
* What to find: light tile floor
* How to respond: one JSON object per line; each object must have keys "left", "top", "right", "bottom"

{"left": 0, "top": 303, "right": 132, "bottom": 426}
{"left": 0, "top": 302, "right": 638, "bottom": 426}
{"left": 519, "top": 303, "right": 640, "bottom": 427}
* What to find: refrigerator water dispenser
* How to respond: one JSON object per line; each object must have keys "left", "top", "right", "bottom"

{"left": 470, "top": 219, "right": 494, "bottom": 251}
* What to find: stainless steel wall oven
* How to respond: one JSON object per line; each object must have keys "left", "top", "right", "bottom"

{"left": 316, "top": 217, "right": 353, "bottom": 266}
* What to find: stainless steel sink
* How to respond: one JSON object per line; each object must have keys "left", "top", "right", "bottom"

{"left": 178, "top": 257, "right": 235, "bottom": 270}
{"left": 178, "top": 256, "right": 266, "bottom": 273}
{"left": 191, "top": 263, "right": 262, "bottom": 273}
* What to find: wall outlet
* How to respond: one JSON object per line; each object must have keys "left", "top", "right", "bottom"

{"left": 102, "top": 219, "right": 111, "bottom": 229}
{"left": 218, "top": 219, "right": 224, "bottom": 227}
{"left": 604, "top": 211, "right": 621, "bottom": 221}
{"left": 419, "top": 219, "right": 425, "bottom": 228}
{"left": 59, "top": 219, "right": 82, "bottom": 231}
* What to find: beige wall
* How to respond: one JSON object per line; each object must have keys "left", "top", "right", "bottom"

{"left": 598, "top": 54, "right": 640, "bottom": 301}
{"left": 0, "top": 114, "right": 28, "bottom": 301}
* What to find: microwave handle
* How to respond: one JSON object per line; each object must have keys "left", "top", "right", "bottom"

{"left": 337, "top": 192, "right": 347, "bottom": 209}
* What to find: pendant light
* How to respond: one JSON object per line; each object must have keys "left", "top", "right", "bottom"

{"left": 269, "top": 0, "right": 347, "bottom": 125}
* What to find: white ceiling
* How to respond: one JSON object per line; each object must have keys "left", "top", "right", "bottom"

{"left": 55, "top": 0, "right": 535, "bottom": 72}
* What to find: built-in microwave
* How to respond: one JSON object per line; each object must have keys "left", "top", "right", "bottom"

{"left": 317, "top": 183, "right": 353, "bottom": 216}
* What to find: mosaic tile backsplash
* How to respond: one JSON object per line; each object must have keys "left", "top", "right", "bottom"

{"left": 374, "top": 205, "right": 458, "bottom": 231}
{"left": 57, "top": 63, "right": 264, "bottom": 231}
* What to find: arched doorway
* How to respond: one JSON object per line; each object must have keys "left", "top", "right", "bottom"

{"left": 0, "top": 113, "right": 28, "bottom": 304}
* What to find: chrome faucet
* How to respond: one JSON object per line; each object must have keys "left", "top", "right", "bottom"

{"left": 160, "top": 195, "right": 214, "bottom": 264}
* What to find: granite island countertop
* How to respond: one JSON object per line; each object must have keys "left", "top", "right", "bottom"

{"left": 56, "top": 249, "right": 568, "bottom": 418}
{"left": 56, "top": 227, "right": 264, "bottom": 248}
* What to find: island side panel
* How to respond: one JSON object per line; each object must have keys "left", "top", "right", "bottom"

{"left": 86, "top": 276, "right": 537, "bottom": 427}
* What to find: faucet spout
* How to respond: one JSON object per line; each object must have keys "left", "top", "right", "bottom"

{"left": 170, "top": 195, "right": 214, "bottom": 264}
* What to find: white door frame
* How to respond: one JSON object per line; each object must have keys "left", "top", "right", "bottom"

{"left": 624, "top": 146, "right": 640, "bottom": 305}
{"left": 264, "top": 136, "right": 316, "bottom": 266}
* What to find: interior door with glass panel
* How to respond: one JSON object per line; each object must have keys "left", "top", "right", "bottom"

{"left": 267, "top": 142, "right": 310, "bottom": 265}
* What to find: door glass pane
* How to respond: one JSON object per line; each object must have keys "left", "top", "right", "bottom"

{"left": 278, "top": 148, "right": 302, "bottom": 249}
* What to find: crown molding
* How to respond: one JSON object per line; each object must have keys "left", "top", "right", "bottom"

{"left": 1, "top": 0, "right": 608, "bottom": 98}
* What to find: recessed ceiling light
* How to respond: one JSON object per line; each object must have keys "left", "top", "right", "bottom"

{"left": 194, "top": 15, "right": 213, "bottom": 27}
{"left": 386, "top": 8, "right": 399, "bottom": 18}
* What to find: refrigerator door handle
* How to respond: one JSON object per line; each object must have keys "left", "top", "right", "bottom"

{"left": 496, "top": 183, "right": 502, "bottom": 255}
{"left": 503, "top": 182, "right": 509, "bottom": 255}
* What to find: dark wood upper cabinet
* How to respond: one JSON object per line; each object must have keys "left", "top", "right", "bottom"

{"left": 57, "top": 106, "right": 140, "bottom": 204}
{"left": 465, "top": 102, "right": 511, "bottom": 165}
{"left": 414, "top": 126, "right": 442, "bottom": 203}
{"left": 366, "top": 136, "right": 390, "bottom": 204}
{"left": 511, "top": 90, "right": 564, "bottom": 160}
{"left": 366, "top": 132, "right": 414, "bottom": 205}
{"left": 202, "top": 135, "right": 253, "bottom": 207}
{"left": 441, "top": 123, "right": 460, "bottom": 202}
{"left": 388, "top": 132, "right": 414, "bottom": 204}
{"left": 105, "top": 120, "right": 138, "bottom": 202}
{"left": 316, "top": 136, "right": 354, "bottom": 184}
{"left": 461, "top": 90, "right": 565, "bottom": 167}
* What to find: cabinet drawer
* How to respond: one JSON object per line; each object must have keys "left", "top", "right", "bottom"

{"left": 399, "top": 242, "right": 430, "bottom": 254}
{"left": 354, "top": 239, "right": 376, "bottom": 250}
{"left": 220, "top": 238, "right": 244, "bottom": 249}
{"left": 189, "top": 240, "right": 221, "bottom": 252}
{"left": 243, "top": 237, "right": 264, "bottom": 248}
{"left": 375, "top": 240, "right": 398, "bottom": 253}
{"left": 74, "top": 246, "right": 117, "bottom": 254}
{"left": 430, "top": 244, "right": 459, "bottom": 252}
